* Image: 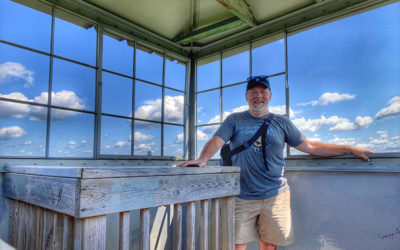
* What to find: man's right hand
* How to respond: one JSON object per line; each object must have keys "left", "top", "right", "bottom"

{"left": 177, "top": 159, "right": 206, "bottom": 168}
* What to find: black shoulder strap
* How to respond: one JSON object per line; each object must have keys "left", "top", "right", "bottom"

{"left": 230, "top": 113, "right": 275, "bottom": 169}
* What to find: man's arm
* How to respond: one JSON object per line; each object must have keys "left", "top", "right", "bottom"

{"left": 295, "top": 139, "right": 374, "bottom": 161}
{"left": 177, "top": 136, "right": 226, "bottom": 167}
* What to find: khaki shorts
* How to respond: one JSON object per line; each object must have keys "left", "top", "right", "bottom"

{"left": 235, "top": 190, "right": 294, "bottom": 246}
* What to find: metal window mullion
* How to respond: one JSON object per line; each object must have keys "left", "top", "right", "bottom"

{"left": 132, "top": 41, "right": 137, "bottom": 156}
{"left": 161, "top": 53, "right": 166, "bottom": 156}
{"left": 249, "top": 41, "right": 253, "bottom": 77}
{"left": 187, "top": 59, "right": 196, "bottom": 160}
{"left": 94, "top": 24, "right": 104, "bottom": 158}
{"left": 219, "top": 52, "right": 223, "bottom": 123}
{"left": 285, "top": 31, "right": 290, "bottom": 157}
{"left": 45, "top": 6, "right": 55, "bottom": 158}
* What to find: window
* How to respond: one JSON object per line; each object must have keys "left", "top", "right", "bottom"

{"left": 0, "top": 1, "right": 187, "bottom": 158}
{"left": 288, "top": 2, "right": 400, "bottom": 154}
{"left": 196, "top": 39, "right": 287, "bottom": 158}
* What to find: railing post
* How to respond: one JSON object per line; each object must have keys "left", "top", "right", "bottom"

{"left": 140, "top": 208, "right": 150, "bottom": 250}
{"left": 173, "top": 204, "right": 182, "bottom": 250}
{"left": 211, "top": 198, "right": 220, "bottom": 250}
{"left": 119, "top": 211, "right": 130, "bottom": 250}
{"left": 186, "top": 201, "right": 196, "bottom": 250}
{"left": 221, "top": 196, "right": 235, "bottom": 250}
{"left": 200, "top": 200, "right": 209, "bottom": 250}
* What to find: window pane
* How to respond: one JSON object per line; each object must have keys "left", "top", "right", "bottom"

{"left": 165, "top": 59, "right": 186, "bottom": 90}
{"left": 268, "top": 75, "right": 287, "bottom": 116}
{"left": 0, "top": 43, "right": 49, "bottom": 103}
{"left": 135, "top": 81, "right": 162, "bottom": 122}
{"left": 52, "top": 58, "right": 95, "bottom": 111}
{"left": 102, "top": 72, "right": 132, "bottom": 117}
{"left": 252, "top": 36, "right": 285, "bottom": 76}
{"left": 136, "top": 47, "right": 163, "bottom": 84}
{"left": 197, "top": 55, "right": 220, "bottom": 92}
{"left": 134, "top": 121, "right": 161, "bottom": 156}
{"left": 164, "top": 89, "right": 184, "bottom": 124}
{"left": 197, "top": 90, "right": 220, "bottom": 125}
{"left": 0, "top": 101, "right": 46, "bottom": 157}
{"left": 222, "top": 84, "right": 247, "bottom": 120}
{"left": 289, "top": 2, "right": 400, "bottom": 154}
{"left": 101, "top": 116, "right": 131, "bottom": 155}
{"left": 196, "top": 125, "right": 219, "bottom": 159}
{"left": 0, "top": 1, "right": 51, "bottom": 52}
{"left": 103, "top": 34, "right": 133, "bottom": 76}
{"left": 49, "top": 109, "right": 94, "bottom": 157}
{"left": 164, "top": 125, "right": 184, "bottom": 157}
{"left": 222, "top": 45, "right": 249, "bottom": 85}
{"left": 54, "top": 16, "right": 96, "bottom": 65}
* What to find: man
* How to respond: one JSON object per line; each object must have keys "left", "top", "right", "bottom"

{"left": 178, "top": 75, "right": 373, "bottom": 250}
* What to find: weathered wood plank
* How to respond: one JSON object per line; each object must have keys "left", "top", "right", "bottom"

{"left": 5, "top": 165, "right": 83, "bottom": 178}
{"left": 44, "top": 209, "right": 56, "bottom": 250}
{"left": 4, "top": 173, "right": 79, "bottom": 217}
{"left": 173, "top": 204, "right": 182, "bottom": 250}
{"left": 186, "top": 202, "right": 196, "bottom": 250}
{"left": 119, "top": 211, "right": 130, "bottom": 250}
{"left": 73, "top": 218, "right": 84, "bottom": 250}
{"left": 11, "top": 200, "right": 19, "bottom": 248}
{"left": 36, "top": 207, "right": 44, "bottom": 250}
{"left": 211, "top": 198, "right": 220, "bottom": 250}
{"left": 140, "top": 208, "right": 150, "bottom": 250}
{"left": 221, "top": 196, "right": 235, "bottom": 250}
{"left": 54, "top": 212, "right": 64, "bottom": 250}
{"left": 82, "top": 215, "right": 107, "bottom": 250}
{"left": 79, "top": 173, "right": 239, "bottom": 217}
{"left": 63, "top": 215, "right": 74, "bottom": 250}
{"left": 81, "top": 166, "right": 240, "bottom": 178}
{"left": 200, "top": 200, "right": 209, "bottom": 250}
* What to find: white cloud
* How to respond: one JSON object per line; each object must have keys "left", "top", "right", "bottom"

{"left": 24, "top": 140, "right": 32, "bottom": 145}
{"left": 135, "top": 95, "right": 184, "bottom": 123}
{"left": 328, "top": 136, "right": 356, "bottom": 145}
{"left": 0, "top": 126, "right": 26, "bottom": 140}
{"left": 0, "top": 62, "right": 34, "bottom": 87}
{"left": 31, "top": 91, "right": 86, "bottom": 121}
{"left": 68, "top": 140, "right": 77, "bottom": 149}
{"left": 298, "top": 92, "right": 355, "bottom": 106}
{"left": 197, "top": 130, "right": 209, "bottom": 141}
{"left": 0, "top": 91, "right": 85, "bottom": 121}
{"left": 115, "top": 141, "right": 130, "bottom": 148}
{"left": 176, "top": 133, "right": 184, "bottom": 144}
{"left": 135, "top": 143, "right": 156, "bottom": 154}
{"left": 292, "top": 115, "right": 373, "bottom": 132}
{"left": 0, "top": 92, "right": 30, "bottom": 118}
{"left": 375, "top": 96, "right": 400, "bottom": 119}
{"left": 134, "top": 131, "right": 154, "bottom": 142}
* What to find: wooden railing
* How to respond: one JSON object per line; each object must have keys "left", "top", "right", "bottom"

{"left": 3, "top": 165, "right": 240, "bottom": 250}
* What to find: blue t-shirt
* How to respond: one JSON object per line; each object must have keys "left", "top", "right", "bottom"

{"left": 214, "top": 111, "right": 305, "bottom": 200}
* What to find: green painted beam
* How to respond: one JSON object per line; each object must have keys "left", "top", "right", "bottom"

{"left": 216, "top": 0, "right": 257, "bottom": 27}
{"left": 175, "top": 17, "right": 243, "bottom": 45}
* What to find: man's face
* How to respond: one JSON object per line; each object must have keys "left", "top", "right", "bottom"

{"left": 245, "top": 85, "right": 272, "bottom": 116}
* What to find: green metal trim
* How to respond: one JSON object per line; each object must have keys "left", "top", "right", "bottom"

{"left": 216, "top": 0, "right": 256, "bottom": 27}
{"left": 175, "top": 17, "right": 244, "bottom": 45}
{"left": 36, "top": 0, "right": 191, "bottom": 58}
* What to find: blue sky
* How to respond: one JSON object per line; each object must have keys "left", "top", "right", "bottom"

{"left": 0, "top": 1, "right": 399, "bottom": 158}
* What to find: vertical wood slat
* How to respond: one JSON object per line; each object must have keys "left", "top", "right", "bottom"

{"left": 44, "top": 209, "right": 56, "bottom": 250}
{"left": 63, "top": 215, "right": 74, "bottom": 250}
{"left": 82, "top": 215, "right": 107, "bottom": 250}
{"left": 221, "top": 196, "right": 235, "bottom": 250}
{"left": 200, "top": 200, "right": 209, "bottom": 250}
{"left": 211, "top": 198, "right": 220, "bottom": 250}
{"left": 74, "top": 218, "right": 84, "bottom": 250}
{"left": 16, "top": 201, "right": 26, "bottom": 250}
{"left": 140, "top": 208, "right": 150, "bottom": 250}
{"left": 36, "top": 207, "right": 45, "bottom": 250}
{"left": 11, "top": 200, "right": 18, "bottom": 248}
{"left": 186, "top": 202, "right": 196, "bottom": 250}
{"left": 119, "top": 211, "right": 131, "bottom": 250}
{"left": 173, "top": 204, "right": 182, "bottom": 250}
